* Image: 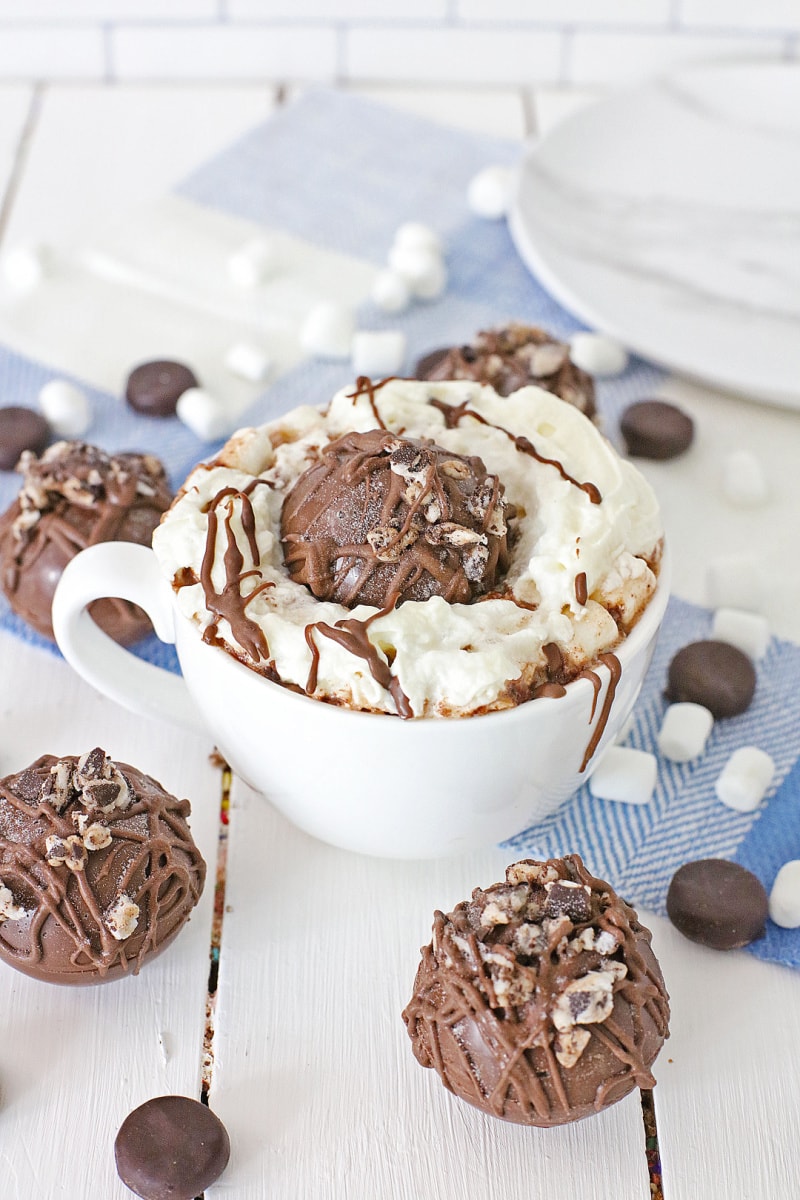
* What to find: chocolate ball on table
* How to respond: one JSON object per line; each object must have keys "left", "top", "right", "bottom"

{"left": 281, "top": 428, "right": 514, "bottom": 609}
{"left": 0, "top": 440, "right": 172, "bottom": 642}
{"left": 403, "top": 854, "right": 670, "bottom": 1127}
{"left": 0, "top": 748, "right": 206, "bottom": 985}
{"left": 415, "top": 324, "right": 596, "bottom": 419}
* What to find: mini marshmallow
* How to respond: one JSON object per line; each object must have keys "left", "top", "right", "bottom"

{"left": 300, "top": 302, "right": 355, "bottom": 360}
{"left": 351, "top": 330, "right": 407, "bottom": 379}
{"left": 769, "top": 861, "right": 800, "bottom": 928}
{"left": 711, "top": 607, "right": 770, "bottom": 662}
{"left": 227, "top": 237, "right": 278, "bottom": 288}
{"left": 371, "top": 269, "right": 411, "bottom": 314}
{"left": 410, "top": 255, "right": 447, "bottom": 301}
{"left": 38, "top": 379, "right": 90, "bottom": 437}
{"left": 715, "top": 746, "right": 775, "bottom": 813}
{"left": 176, "top": 388, "right": 231, "bottom": 442}
{"left": 588, "top": 745, "right": 657, "bottom": 805}
{"left": 2, "top": 242, "right": 50, "bottom": 290}
{"left": 657, "top": 702, "right": 714, "bottom": 763}
{"left": 706, "top": 555, "right": 764, "bottom": 613}
{"left": 467, "top": 166, "right": 514, "bottom": 220}
{"left": 721, "top": 450, "right": 769, "bottom": 508}
{"left": 224, "top": 342, "right": 271, "bottom": 383}
{"left": 387, "top": 243, "right": 441, "bottom": 288}
{"left": 569, "top": 332, "right": 629, "bottom": 378}
{"left": 392, "top": 222, "right": 442, "bottom": 255}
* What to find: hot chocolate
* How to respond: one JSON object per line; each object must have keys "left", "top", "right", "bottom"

{"left": 153, "top": 377, "right": 662, "bottom": 719}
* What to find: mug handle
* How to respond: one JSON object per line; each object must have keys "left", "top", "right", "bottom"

{"left": 52, "top": 542, "right": 206, "bottom": 734}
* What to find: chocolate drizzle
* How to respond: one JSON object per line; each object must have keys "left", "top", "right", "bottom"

{"left": 402, "top": 854, "right": 669, "bottom": 1127}
{"left": 346, "top": 375, "right": 391, "bottom": 429}
{"left": 305, "top": 604, "right": 413, "bottom": 718}
{"left": 0, "top": 751, "right": 206, "bottom": 984}
{"left": 199, "top": 483, "right": 274, "bottom": 662}
{"left": 428, "top": 398, "right": 602, "bottom": 505}
{"left": 580, "top": 653, "right": 622, "bottom": 772}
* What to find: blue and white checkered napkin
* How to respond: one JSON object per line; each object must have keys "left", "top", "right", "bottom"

{"left": 1, "top": 89, "right": 799, "bottom": 965}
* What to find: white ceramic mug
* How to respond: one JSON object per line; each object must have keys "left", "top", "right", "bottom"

{"left": 52, "top": 542, "right": 670, "bottom": 859}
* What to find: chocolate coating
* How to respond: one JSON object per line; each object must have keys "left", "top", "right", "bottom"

{"left": 281, "top": 428, "right": 514, "bottom": 609}
{"left": 115, "top": 1095, "right": 230, "bottom": 1200}
{"left": 666, "top": 639, "right": 756, "bottom": 718}
{"left": 403, "top": 855, "right": 669, "bottom": 1127}
{"left": 0, "top": 749, "right": 206, "bottom": 984}
{"left": 0, "top": 406, "right": 50, "bottom": 470}
{"left": 0, "top": 440, "right": 172, "bottom": 642}
{"left": 666, "top": 858, "right": 768, "bottom": 951}
{"left": 414, "top": 324, "right": 596, "bottom": 418}
{"left": 125, "top": 360, "right": 198, "bottom": 417}
{"left": 620, "top": 400, "right": 694, "bottom": 460}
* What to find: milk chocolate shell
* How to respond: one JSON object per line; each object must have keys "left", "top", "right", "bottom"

{"left": 0, "top": 440, "right": 172, "bottom": 642}
{"left": 403, "top": 855, "right": 669, "bottom": 1127}
{"left": 0, "top": 749, "right": 206, "bottom": 984}
{"left": 415, "top": 324, "right": 596, "bottom": 419}
{"left": 281, "top": 428, "right": 514, "bottom": 609}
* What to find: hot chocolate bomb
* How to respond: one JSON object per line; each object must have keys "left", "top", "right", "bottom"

{"left": 281, "top": 428, "right": 514, "bottom": 608}
{"left": 0, "top": 440, "right": 172, "bottom": 642}
{"left": 403, "top": 855, "right": 669, "bottom": 1127}
{"left": 415, "top": 324, "right": 596, "bottom": 419}
{"left": 0, "top": 749, "right": 206, "bottom": 984}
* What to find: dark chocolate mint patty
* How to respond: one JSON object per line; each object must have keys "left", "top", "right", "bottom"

{"left": 125, "top": 360, "right": 198, "bottom": 417}
{"left": 114, "top": 1095, "right": 230, "bottom": 1200}
{"left": 666, "top": 858, "right": 768, "bottom": 951}
{"left": 666, "top": 640, "right": 756, "bottom": 718}
{"left": 619, "top": 400, "right": 694, "bottom": 460}
{"left": 0, "top": 406, "right": 50, "bottom": 470}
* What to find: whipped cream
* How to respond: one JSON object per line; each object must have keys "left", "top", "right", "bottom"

{"left": 153, "top": 378, "right": 663, "bottom": 717}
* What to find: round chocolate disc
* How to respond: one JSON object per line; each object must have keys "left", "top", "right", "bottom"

{"left": 666, "top": 858, "right": 768, "bottom": 950}
{"left": 620, "top": 400, "right": 694, "bottom": 460}
{"left": 115, "top": 1095, "right": 230, "bottom": 1200}
{"left": 125, "top": 360, "right": 198, "bottom": 417}
{"left": 665, "top": 639, "right": 756, "bottom": 718}
{"left": 0, "top": 406, "right": 50, "bottom": 471}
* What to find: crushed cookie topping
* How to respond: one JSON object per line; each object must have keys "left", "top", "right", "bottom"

{"left": 19, "top": 747, "right": 131, "bottom": 820}
{"left": 104, "top": 893, "right": 140, "bottom": 941}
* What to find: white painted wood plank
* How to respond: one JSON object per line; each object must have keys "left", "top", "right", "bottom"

{"left": 628, "top": 377, "right": 800, "bottom": 644}
{"left": 207, "top": 777, "right": 652, "bottom": 1200}
{"left": 0, "top": 85, "right": 34, "bottom": 221}
{"left": 0, "top": 631, "right": 219, "bottom": 1200}
{"left": 648, "top": 913, "right": 800, "bottom": 1200}
{"left": 2, "top": 83, "right": 275, "bottom": 250}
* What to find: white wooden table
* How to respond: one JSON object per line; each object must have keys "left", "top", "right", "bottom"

{"left": 1, "top": 81, "right": 799, "bottom": 1200}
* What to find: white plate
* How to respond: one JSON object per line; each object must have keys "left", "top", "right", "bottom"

{"left": 509, "top": 62, "right": 800, "bottom": 409}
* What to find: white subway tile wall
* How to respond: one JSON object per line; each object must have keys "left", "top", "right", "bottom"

{"left": 0, "top": 0, "right": 795, "bottom": 82}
